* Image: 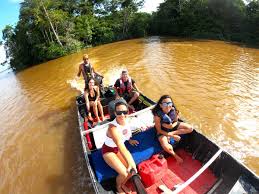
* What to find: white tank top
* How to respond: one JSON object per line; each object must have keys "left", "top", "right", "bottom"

{"left": 104, "top": 119, "right": 132, "bottom": 148}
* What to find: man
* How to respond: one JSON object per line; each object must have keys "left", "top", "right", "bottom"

{"left": 76, "top": 54, "right": 103, "bottom": 88}
{"left": 114, "top": 70, "right": 140, "bottom": 110}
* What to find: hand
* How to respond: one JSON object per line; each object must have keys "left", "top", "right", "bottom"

{"left": 168, "top": 131, "right": 176, "bottom": 137}
{"left": 75, "top": 76, "right": 79, "bottom": 80}
{"left": 127, "top": 162, "right": 137, "bottom": 174}
{"left": 172, "top": 135, "right": 181, "bottom": 142}
{"left": 129, "top": 139, "right": 139, "bottom": 146}
{"left": 115, "top": 95, "right": 121, "bottom": 100}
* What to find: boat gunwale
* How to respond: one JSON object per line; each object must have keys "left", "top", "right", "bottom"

{"left": 76, "top": 93, "right": 259, "bottom": 194}
{"left": 76, "top": 101, "right": 103, "bottom": 194}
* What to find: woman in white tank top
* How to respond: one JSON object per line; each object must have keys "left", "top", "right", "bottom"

{"left": 102, "top": 101, "right": 139, "bottom": 194}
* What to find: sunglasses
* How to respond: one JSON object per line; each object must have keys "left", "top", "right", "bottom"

{"left": 115, "top": 110, "right": 128, "bottom": 115}
{"left": 161, "top": 102, "right": 173, "bottom": 107}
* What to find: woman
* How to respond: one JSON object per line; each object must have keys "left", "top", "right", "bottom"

{"left": 102, "top": 101, "right": 139, "bottom": 194}
{"left": 152, "top": 95, "right": 193, "bottom": 163}
{"left": 84, "top": 78, "right": 104, "bottom": 122}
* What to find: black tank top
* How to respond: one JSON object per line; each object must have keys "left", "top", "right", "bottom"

{"left": 88, "top": 88, "right": 97, "bottom": 101}
{"left": 83, "top": 63, "right": 92, "bottom": 80}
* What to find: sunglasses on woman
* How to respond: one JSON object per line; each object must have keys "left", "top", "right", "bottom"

{"left": 115, "top": 110, "right": 128, "bottom": 115}
{"left": 161, "top": 102, "right": 173, "bottom": 107}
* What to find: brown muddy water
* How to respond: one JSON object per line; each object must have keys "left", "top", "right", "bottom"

{"left": 0, "top": 37, "right": 258, "bottom": 194}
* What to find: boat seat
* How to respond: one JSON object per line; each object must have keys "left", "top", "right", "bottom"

{"left": 89, "top": 127, "right": 176, "bottom": 183}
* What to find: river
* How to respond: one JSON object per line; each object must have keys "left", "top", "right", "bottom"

{"left": 0, "top": 37, "right": 258, "bottom": 194}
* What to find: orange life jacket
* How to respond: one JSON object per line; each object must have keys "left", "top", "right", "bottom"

{"left": 119, "top": 77, "right": 133, "bottom": 94}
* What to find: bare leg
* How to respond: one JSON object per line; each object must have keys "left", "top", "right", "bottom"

{"left": 159, "top": 135, "right": 183, "bottom": 163}
{"left": 171, "top": 122, "right": 193, "bottom": 136}
{"left": 97, "top": 101, "right": 105, "bottom": 120}
{"left": 127, "top": 92, "right": 139, "bottom": 107}
{"left": 103, "top": 152, "right": 129, "bottom": 193}
{"left": 90, "top": 101, "right": 100, "bottom": 122}
{"left": 84, "top": 92, "right": 92, "bottom": 120}
{"left": 117, "top": 152, "right": 132, "bottom": 193}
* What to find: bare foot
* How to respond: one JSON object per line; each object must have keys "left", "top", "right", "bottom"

{"left": 88, "top": 114, "right": 93, "bottom": 122}
{"left": 174, "top": 154, "right": 183, "bottom": 164}
{"left": 96, "top": 117, "right": 101, "bottom": 123}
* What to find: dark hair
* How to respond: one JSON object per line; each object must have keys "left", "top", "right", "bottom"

{"left": 152, "top": 95, "right": 176, "bottom": 115}
{"left": 85, "top": 77, "right": 95, "bottom": 91}
{"left": 115, "top": 101, "right": 128, "bottom": 111}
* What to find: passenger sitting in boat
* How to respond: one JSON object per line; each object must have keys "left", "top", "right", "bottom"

{"left": 76, "top": 54, "right": 103, "bottom": 87}
{"left": 102, "top": 101, "right": 139, "bottom": 194}
{"left": 152, "top": 95, "right": 193, "bottom": 163}
{"left": 114, "top": 70, "right": 140, "bottom": 111}
{"left": 84, "top": 78, "right": 104, "bottom": 123}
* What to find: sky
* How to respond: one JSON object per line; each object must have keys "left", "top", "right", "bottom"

{"left": 0, "top": 0, "right": 22, "bottom": 40}
{"left": 0, "top": 0, "right": 164, "bottom": 63}
{"left": 0, "top": 0, "right": 22, "bottom": 63}
{"left": 140, "top": 0, "right": 165, "bottom": 13}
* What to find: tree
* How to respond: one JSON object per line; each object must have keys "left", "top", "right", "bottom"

{"left": 2, "top": 25, "right": 15, "bottom": 59}
{"left": 40, "top": 0, "right": 63, "bottom": 46}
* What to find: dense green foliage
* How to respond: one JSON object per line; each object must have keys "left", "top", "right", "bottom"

{"left": 150, "top": 0, "right": 259, "bottom": 43}
{"left": 2, "top": 0, "right": 259, "bottom": 71}
{"left": 2, "top": 0, "right": 146, "bottom": 70}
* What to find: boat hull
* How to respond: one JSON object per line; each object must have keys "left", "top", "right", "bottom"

{"left": 76, "top": 89, "right": 259, "bottom": 194}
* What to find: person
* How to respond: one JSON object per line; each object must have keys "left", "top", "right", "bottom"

{"left": 76, "top": 54, "right": 95, "bottom": 83}
{"left": 102, "top": 101, "right": 139, "bottom": 194}
{"left": 85, "top": 78, "right": 105, "bottom": 123}
{"left": 76, "top": 54, "right": 103, "bottom": 89}
{"left": 152, "top": 95, "right": 193, "bottom": 163}
{"left": 114, "top": 70, "right": 140, "bottom": 111}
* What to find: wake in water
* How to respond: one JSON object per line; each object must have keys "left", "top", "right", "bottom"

{"left": 102, "top": 66, "right": 126, "bottom": 85}
{"left": 67, "top": 78, "right": 85, "bottom": 93}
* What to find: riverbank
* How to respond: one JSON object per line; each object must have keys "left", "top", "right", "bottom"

{"left": 2, "top": 0, "right": 258, "bottom": 72}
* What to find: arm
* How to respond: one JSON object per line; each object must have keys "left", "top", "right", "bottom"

{"left": 90, "top": 64, "right": 95, "bottom": 77}
{"left": 154, "top": 116, "right": 169, "bottom": 136}
{"left": 175, "top": 110, "right": 180, "bottom": 121}
{"left": 132, "top": 82, "right": 140, "bottom": 93}
{"left": 155, "top": 116, "right": 178, "bottom": 138}
{"left": 95, "top": 86, "right": 100, "bottom": 103}
{"left": 114, "top": 86, "right": 120, "bottom": 99}
{"left": 84, "top": 91, "right": 90, "bottom": 112}
{"left": 109, "top": 125, "right": 137, "bottom": 172}
{"left": 77, "top": 63, "right": 82, "bottom": 77}
{"left": 114, "top": 80, "right": 121, "bottom": 99}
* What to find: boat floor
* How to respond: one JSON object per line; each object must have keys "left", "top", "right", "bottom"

{"left": 126, "top": 149, "right": 217, "bottom": 194}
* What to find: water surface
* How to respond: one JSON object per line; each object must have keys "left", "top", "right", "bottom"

{"left": 0, "top": 37, "right": 258, "bottom": 193}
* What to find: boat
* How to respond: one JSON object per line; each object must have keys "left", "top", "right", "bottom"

{"left": 76, "top": 85, "right": 259, "bottom": 194}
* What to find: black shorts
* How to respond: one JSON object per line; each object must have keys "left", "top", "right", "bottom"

{"left": 157, "top": 121, "right": 180, "bottom": 138}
